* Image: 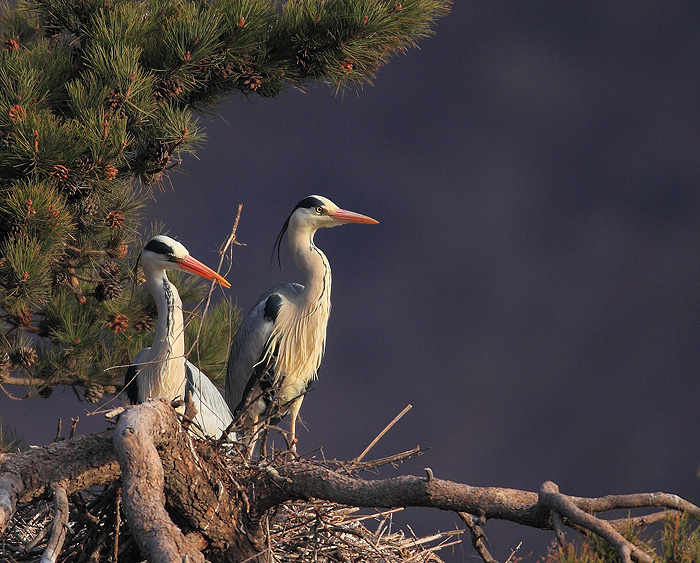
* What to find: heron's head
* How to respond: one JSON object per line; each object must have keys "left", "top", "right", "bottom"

{"left": 140, "top": 235, "right": 231, "bottom": 288}
{"left": 272, "top": 195, "right": 378, "bottom": 268}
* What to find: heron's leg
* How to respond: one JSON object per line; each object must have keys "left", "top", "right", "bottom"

{"left": 247, "top": 413, "right": 261, "bottom": 458}
{"left": 287, "top": 396, "right": 304, "bottom": 455}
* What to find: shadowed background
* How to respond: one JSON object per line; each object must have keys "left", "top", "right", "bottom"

{"left": 3, "top": 2, "right": 700, "bottom": 560}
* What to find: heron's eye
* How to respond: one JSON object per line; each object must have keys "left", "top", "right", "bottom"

{"left": 315, "top": 206, "right": 324, "bottom": 214}
{"left": 165, "top": 253, "right": 175, "bottom": 260}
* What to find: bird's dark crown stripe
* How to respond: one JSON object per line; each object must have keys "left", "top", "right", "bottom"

{"left": 295, "top": 196, "right": 325, "bottom": 210}
{"left": 144, "top": 239, "right": 174, "bottom": 256}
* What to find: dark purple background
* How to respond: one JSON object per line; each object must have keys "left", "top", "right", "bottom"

{"left": 3, "top": 2, "right": 700, "bottom": 560}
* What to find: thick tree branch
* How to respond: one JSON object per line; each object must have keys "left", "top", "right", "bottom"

{"left": 114, "top": 399, "right": 206, "bottom": 563}
{"left": 0, "top": 431, "right": 118, "bottom": 535}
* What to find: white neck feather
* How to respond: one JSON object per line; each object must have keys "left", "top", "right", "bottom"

{"left": 139, "top": 264, "right": 187, "bottom": 400}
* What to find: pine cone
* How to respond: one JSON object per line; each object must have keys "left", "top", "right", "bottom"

{"left": 134, "top": 315, "right": 153, "bottom": 332}
{"left": 105, "top": 210, "right": 125, "bottom": 230}
{"left": 8, "top": 220, "right": 24, "bottom": 238}
{"left": 52, "top": 266, "right": 70, "bottom": 287}
{"left": 5, "top": 38, "right": 19, "bottom": 52}
{"left": 79, "top": 195, "right": 100, "bottom": 216}
{"left": 155, "top": 78, "right": 183, "bottom": 99}
{"left": 103, "top": 165, "right": 118, "bottom": 180}
{"left": 84, "top": 384, "right": 104, "bottom": 403}
{"left": 13, "top": 346, "right": 38, "bottom": 369}
{"left": 95, "top": 280, "right": 123, "bottom": 301}
{"left": 8, "top": 105, "right": 26, "bottom": 122}
{"left": 74, "top": 154, "right": 95, "bottom": 174}
{"left": 0, "top": 350, "right": 10, "bottom": 382}
{"left": 113, "top": 243, "right": 129, "bottom": 259}
{"left": 238, "top": 67, "right": 262, "bottom": 91}
{"left": 107, "top": 89, "right": 123, "bottom": 110}
{"left": 108, "top": 314, "right": 129, "bottom": 333}
{"left": 51, "top": 164, "right": 70, "bottom": 181}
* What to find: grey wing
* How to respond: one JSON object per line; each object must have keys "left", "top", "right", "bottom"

{"left": 225, "top": 283, "right": 302, "bottom": 416}
{"left": 185, "top": 361, "right": 235, "bottom": 440}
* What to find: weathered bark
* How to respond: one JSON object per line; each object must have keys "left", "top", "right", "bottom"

{"left": 1, "top": 399, "right": 699, "bottom": 563}
{"left": 0, "top": 429, "right": 118, "bottom": 535}
{"left": 41, "top": 483, "right": 69, "bottom": 563}
{"left": 118, "top": 399, "right": 265, "bottom": 562}
{"left": 114, "top": 399, "right": 206, "bottom": 563}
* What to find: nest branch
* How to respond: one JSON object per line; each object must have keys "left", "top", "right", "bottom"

{"left": 1, "top": 399, "right": 698, "bottom": 563}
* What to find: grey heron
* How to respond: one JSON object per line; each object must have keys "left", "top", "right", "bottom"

{"left": 124, "top": 235, "right": 235, "bottom": 440}
{"left": 225, "top": 195, "right": 378, "bottom": 457}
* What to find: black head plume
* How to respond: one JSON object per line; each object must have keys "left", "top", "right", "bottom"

{"left": 270, "top": 214, "right": 291, "bottom": 272}
{"left": 269, "top": 197, "right": 326, "bottom": 272}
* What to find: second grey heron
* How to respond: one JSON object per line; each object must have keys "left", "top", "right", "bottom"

{"left": 225, "top": 195, "right": 378, "bottom": 457}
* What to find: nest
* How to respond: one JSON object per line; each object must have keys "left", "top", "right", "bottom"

{"left": 267, "top": 500, "right": 460, "bottom": 562}
{"left": 1, "top": 460, "right": 461, "bottom": 563}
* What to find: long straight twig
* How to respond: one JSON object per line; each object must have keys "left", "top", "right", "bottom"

{"left": 188, "top": 203, "right": 244, "bottom": 361}
{"left": 355, "top": 404, "right": 412, "bottom": 463}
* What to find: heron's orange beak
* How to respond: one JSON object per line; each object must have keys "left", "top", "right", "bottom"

{"left": 331, "top": 208, "right": 379, "bottom": 225}
{"left": 176, "top": 255, "right": 231, "bottom": 289}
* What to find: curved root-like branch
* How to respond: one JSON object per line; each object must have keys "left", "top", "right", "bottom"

{"left": 114, "top": 399, "right": 205, "bottom": 563}
{"left": 539, "top": 481, "right": 656, "bottom": 563}
{"left": 41, "top": 483, "right": 69, "bottom": 563}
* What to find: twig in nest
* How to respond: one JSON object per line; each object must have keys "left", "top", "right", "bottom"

{"left": 69, "top": 418, "right": 78, "bottom": 440}
{"left": 355, "top": 404, "right": 412, "bottom": 463}
{"left": 53, "top": 419, "right": 63, "bottom": 442}
{"left": 113, "top": 487, "right": 121, "bottom": 562}
{"left": 41, "top": 483, "right": 69, "bottom": 563}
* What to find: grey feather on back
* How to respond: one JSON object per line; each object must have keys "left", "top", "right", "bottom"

{"left": 225, "top": 283, "right": 302, "bottom": 416}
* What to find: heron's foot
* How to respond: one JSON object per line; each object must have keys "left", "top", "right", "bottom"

{"left": 283, "top": 438, "right": 299, "bottom": 461}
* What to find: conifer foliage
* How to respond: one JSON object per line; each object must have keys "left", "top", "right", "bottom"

{"left": 0, "top": 0, "right": 449, "bottom": 400}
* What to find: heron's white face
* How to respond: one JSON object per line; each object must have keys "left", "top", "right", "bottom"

{"left": 141, "top": 235, "right": 190, "bottom": 268}
{"left": 141, "top": 235, "right": 230, "bottom": 288}
{"left": 290, "top": 195, "right": 379, "bottom": 230}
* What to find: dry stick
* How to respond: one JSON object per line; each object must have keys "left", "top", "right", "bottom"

{"left": 0, "top": 380, "right": 31, "bottom": 396}
{"left": 188, "top": 203, "right": 244, "bottom": 361}
{"left": 355, "top": 404, "right": 412, "bottom": 463}
{"left": 24, "top": 520, "right": 50, "bottom": 552}
{"left": 113, "top": 486, "right": 121, "bottom": 563}
{"left": 503, "top": 541, "right": 522, "bottom": 563}
{"left": 457, "top": 511, "right": 497, "bottom": 563}
{"left": 53, "top": 419, "right": 62, "bottom": 442}
{"left": 69, "top": 418, "right": 78, "bottom": 440}
{"left": 41, "top": 483, "right": 69, "bottom": 563}
{"left": 538, "top": 481, "right": 653, "bottom": 563}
